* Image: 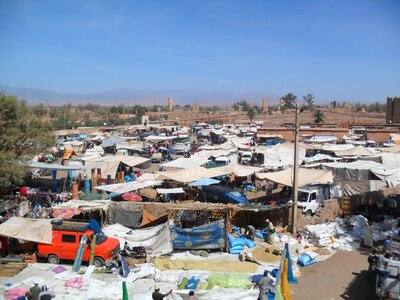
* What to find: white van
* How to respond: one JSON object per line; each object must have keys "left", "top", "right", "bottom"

{"left": 297, "top": 184, "right": 342, "bottom": 215}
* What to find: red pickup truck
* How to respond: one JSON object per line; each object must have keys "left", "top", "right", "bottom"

{"left": 37, "top": 221, "right": 120, "bottom": 267}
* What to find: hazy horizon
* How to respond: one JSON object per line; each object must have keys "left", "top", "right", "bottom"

{"left": 0, "top": 1, "right": 399, "bottom": 103}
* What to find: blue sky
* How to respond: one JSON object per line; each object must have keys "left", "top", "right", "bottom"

{"left": 0, "top": 0, "right": 399, "bottom": 103}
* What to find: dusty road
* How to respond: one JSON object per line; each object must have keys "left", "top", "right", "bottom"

{"left": 291, "top": 248, "right": 376, "bottom": 300}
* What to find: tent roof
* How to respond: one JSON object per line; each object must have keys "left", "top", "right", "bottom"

{"left": 156, "top": 188, "right": 185, "bottom": 194}
{"left": 334, "top": 146, "right": 376, "bottom": 157}
{"left": 83, "top": 155, "right": 149, "bottom": 167}
{"left": 52, "top": 200, "right": 110, "bottom": 212}
{"left": 161, "top": 157, "right": 209, "bottom": 169}
{"left": 322, "top": 160, "right": 383, "bottom": 170}
{"left": 101, "top": 137, "right": 127, "bottom": 148}
{"left": 28, "top": 161, "right": 99, "bottom": 170}
{"left": 157, "top": 166, "right": 229, "bottom": 183}
{"left": 0, "top": 217, "right": 52, "bottom": 244}
{"left": 94, "top": 179, "right": 161, "bottom": 194}
{"left": 191, "top": 177, "right": 220, "bottom": 187}
{"left": 144, "top": 135, "right": 176, "bottom": 141}
{"left": 115, "top": 142, "right": 144, "bottom": 151}
{"left": 157, "top": 164, "right": 262, "bottom": 183}
{"left": 303, "top": 154, "right": 342, "bottom": 163}
{"left": 256, "top": 167, "right": 333, "bottom": 187}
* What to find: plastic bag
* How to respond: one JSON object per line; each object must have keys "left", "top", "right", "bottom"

{"left": 65, "top": 277, "right": 83, "bottom": 288}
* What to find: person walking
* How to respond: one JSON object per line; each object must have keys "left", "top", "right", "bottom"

{"left": 258, "top": 270, "right": 274, "bottom": 300}
{"left": 152, "top": 285, "right": 172, "bottom": 300}
{"left": 29, "top": 282, "right": 41, "bottom": 300}
{"left": 38, "top": 285, "right": 56, "bottom": 300}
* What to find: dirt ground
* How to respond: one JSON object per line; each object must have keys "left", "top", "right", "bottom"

{"left": 291, "top": 247, "right": 376, "bottom": 300}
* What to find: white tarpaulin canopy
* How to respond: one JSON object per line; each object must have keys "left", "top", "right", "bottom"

{"left": 256, "top": 167, "right": 333, "bottom": 187}
{"left": 156, "top": 188, "right": 185, "bottom": 194}
{"left": 27, "top": 161, "right": 99, "bottom": 170}
{"left": 0, "top": 217, "right": 52, "bottom": 244}
{"left": 303, "top": 154, "right": 342, "bottom": 163}
{"left": 256, "top": 143, "right": 306, "bottom": 168}
{"left": 381, "top": 153, "right": 400, "bottom": 167}
{"left": 52, "top": 200, "right": 110, "bottom": 212}
{"left": 334, "top": 146, "right": 376, "bottom": 157}
{"left": 390, "top": 133, "right": 400, "bottom": 141}
{"left": 157, "top": 164, "right": 262, "bottom": 183}
{"left": 299, "top": 143, "right": 355, "bottom": 152}
{"left": 115, "top": 142, "right": 144, "bottom": 151}
{"left": 157, "top": 167, "right": 229, "bottom": 183}
{"left": 144, "top": 135, "right": 176, "bottom": 141}
{"left": 81, "top": 156, "right": 150, "bottom": 179}
{"left": 217, "top": 164, "right": 263, "bottom": 177}
{"left": 161, "top": 157, "right": 209, "bottom": 169}
{"left": 95, "top": 179, "right": 161, "bottom": 194}
{"left": 102, "top": 222, "right": 172, "bottom": 257}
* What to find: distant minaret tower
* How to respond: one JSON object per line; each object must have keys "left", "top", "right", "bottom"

{"left": 168, "top": 97, "right": 173, "bottom": 111}
{"left": 262, "top": 97, "right": 269, "bottom": 112}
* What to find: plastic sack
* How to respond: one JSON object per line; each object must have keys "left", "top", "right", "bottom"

{"left": 255, "top": 232, "right": 264, "bottom": 239}
{"left": 65, "top": 277, "right": 83, "bottom": 288}
{"left": 230, "top": 245, "right": 244, "bottom": 251}
{"left": 229, "top": 249, "right": 243, "bottom": 254}
{"left": 297, "top": 254, "right": 316, "bottom": 267}
{"left": 185, "top": 277, "right": 200, "bottom": 289}
{"left": 178, "top": 277, "right": 188, "bottom": 289}
{"left": 243, "top": 238, "right": 256, "bottom": 249}
{"left": 207, "top": 273, "right": 252, "bottom": 289}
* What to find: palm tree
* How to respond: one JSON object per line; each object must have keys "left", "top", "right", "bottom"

{"left": 303, "top": 93, "right": 315, "bottom": 111}
{"left": 314, "top": 109, "right": 325, "bottom": 124}
{"left": 247, "top": 107, "right": 256, "bottom": 123}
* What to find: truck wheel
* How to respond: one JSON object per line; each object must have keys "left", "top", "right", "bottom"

{"left": 48, "top": 254, "right": 60, "bottom": 264}
{"left": 93, "top": 257, "right": 105, "bottom": 267}
{"left": 305, "top": 209, "right": 313, "bottom": 216}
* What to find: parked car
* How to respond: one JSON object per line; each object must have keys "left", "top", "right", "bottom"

{"left": 37, "top": 221, "right": 120, "bottom": 267}
{"left": 151, "top": 153, "right": 163, "bottom": 163}
{"left": 173, "top": 142, "right": 191, "bottom": 155}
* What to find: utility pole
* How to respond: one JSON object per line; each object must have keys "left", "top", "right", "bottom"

{"left": 292, "top": 105, "right": 300, "bottom": 234}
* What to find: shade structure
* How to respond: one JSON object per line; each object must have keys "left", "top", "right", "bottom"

{"left": 106, "top": 192, "right": 121, "bottom": 199}
{"left": 52, "top": 208, "right": 82, "bottom": 219}
{"left": 121, "top": 192, "right": 143, "bottom": 202}
{"left": 191, "top": 177, "right": 221, "bottom": 187}
{"left": 139, "top": 188, "right": 157, "bottom": 198}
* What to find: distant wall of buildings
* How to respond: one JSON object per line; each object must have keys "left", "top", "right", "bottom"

{"left": 257, "top": 127, "right": 349, "bottom": 142}
{"left": 145, "top": 111, "right": 247, "bottom": 125}
{"left": 257, "top": 126, "right": 400, "bottom": 143}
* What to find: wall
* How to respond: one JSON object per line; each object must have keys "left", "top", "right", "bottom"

{"left": 386, "top": 97, "right": 400, "bottom": 124}
{"left": 296, "top": 198, "right": 343, "bottom": 229}
{"left": 366, "top": 129, "right": 400, "bottom": 143}
{"left": 394, "top": 98, "right": 400, "bottom": 123}
{"left": 258, "top": 127, "right": 349, "bottom": 142}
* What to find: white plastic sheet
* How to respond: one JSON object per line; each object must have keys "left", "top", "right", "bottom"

{"left": 102, "top": 222, "right": 173, "bottom": 256}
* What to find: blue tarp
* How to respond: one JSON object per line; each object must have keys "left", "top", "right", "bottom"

{"left": 168, "top": 147, "right": 177, "bottom": 154}
{"left": 172, "top": 219, "right": 226, "bottom": 250}
{"left": 191, "top": 178, "right": 220, "bottom": 187}
{"left": 226, "top": 192, "right": 250, "bottom": 204}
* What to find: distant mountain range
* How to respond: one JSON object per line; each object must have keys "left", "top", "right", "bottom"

{"left": 0, "top": 85, "right": 278, "bottom": 106}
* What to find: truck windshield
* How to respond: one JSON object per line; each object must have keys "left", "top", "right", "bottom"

{"left": 91, "top": 232, "right": 108, "bottom": 245}
{"left": 298, "top": 192, "right": 309, "bottom": 202}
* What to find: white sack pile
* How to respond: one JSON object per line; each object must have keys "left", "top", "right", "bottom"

{"left": 302, "top": 215, "right": 367, "bottom": 251}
